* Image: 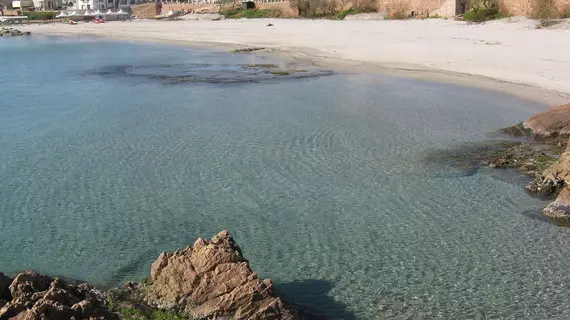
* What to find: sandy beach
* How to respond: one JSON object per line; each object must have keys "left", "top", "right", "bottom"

{"left": 20, "top": 17, "right": 570, "bottom": 105}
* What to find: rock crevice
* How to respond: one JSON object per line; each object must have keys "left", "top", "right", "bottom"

{"left": 145, "top": 230, "right": 300, "bottom": 319}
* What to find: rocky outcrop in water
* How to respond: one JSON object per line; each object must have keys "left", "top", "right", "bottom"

{"left": 1, "top": 231, "right": 306, "bottom": 319}
{"left": 536, "top": 142, "right": 570, "bottom": 226}
{"left": 491, "top": 103, "right": 570, "bottom": 194}
{"left": 523, "top": 103, "right": 570, "bottom": 138}
{"left": 542, "top": 189, "right": 570, "bottom": 225}
{"left": 0, "top": 28, "right": 31, "bottom": 37}
{"left": 494, "top": 102, "right": 570, "bottom": 226}
{"left": 526, "top": 139, "right": 570, "bottom": 196}
{"left": 0, "top": 271, "right": 114, "bottom": 319}
{"left": 144, "top": 230, "right": 300, "bottom": 319}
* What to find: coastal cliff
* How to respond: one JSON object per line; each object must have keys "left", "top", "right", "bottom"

{"left": 0, "top": 231, "right": 304, "bottom": 320}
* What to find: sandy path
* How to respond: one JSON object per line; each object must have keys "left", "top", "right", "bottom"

{"left": 19, "top": 18, "right": 570, "bottom": 104}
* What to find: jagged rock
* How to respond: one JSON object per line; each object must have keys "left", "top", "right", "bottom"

{"left": 0, "top": 271, "right": 115, "bottom": 320}
{"left": 525, "top": 138, "right": 570, "bottom": 197}
{"left": 542, "top": 188, "right": 570, "bottom": 226}
{"left": 541, "top": 140, "right": 570, "bottom": 182}
{"left": 533, "top": 138, "right": 570, "bottom": 226}
{"left": 526, "top": 178, "right": 564, "bottom": 196}
{"left": 145, "top": 230, "right": 301, "bottom": 320}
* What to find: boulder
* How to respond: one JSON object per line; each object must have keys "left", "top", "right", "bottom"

{"left": 542, "top": 200, "right": 570, "bottom": 226}
{"left": 0, "top": 28, "right": 31, "bottom": 37}
{"left": 523, "top": 103, "right": 570, "bottom": 137}
{"left": 0, "top": 271, "right": 115, "bottom": 320}
{"left": 541, "top": 184, "right": 570, "bottom": 226}
{"left": 145, "top": 230, "right": 301, "bottom": 320}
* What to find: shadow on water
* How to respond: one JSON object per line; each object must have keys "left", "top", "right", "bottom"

{"left": 521, "top": 209, "right": 552, "bottom": 224}
{"left": 522, "top": 209, "right": 570, "bottom": 228}
{"left": 422, "top": 140, "right": 522, "bottom": 178}
{"left": 276, "top": 279, "right": 358, "bottom": 320}
{"left": 99, "top": 249, "right": 158, "bottom": 289}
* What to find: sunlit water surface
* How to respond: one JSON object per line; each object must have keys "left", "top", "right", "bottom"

{"left": 1, "top": 37, "right": 569, "bottom": 319}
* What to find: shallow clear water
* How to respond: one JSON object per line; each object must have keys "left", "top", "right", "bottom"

{"left": 1, "top": 37, "right": 569, "bottom": 319}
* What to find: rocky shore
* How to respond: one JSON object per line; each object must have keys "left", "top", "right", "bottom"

{"left": 0, "top": 28, "right": 31, "bottom": 37}
{"left": 0, "top": 230, "right": 306, "bottom": 319}
{"left": 489, "top": 103, "right": 570, "bottom": 226}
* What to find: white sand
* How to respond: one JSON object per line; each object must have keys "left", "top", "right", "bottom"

{"left": 20, "top": 18, "right": 570, "bottom": 104}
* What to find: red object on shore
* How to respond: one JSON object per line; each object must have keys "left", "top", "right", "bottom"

{"left": 94, "top": 18, "right": 104, "bottom": 24}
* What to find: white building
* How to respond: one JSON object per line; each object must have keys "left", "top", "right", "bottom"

{"left": 12, "top": 0, "right": 62, "bottom": 10}
{"left": 73, "top": 0, "right": 146, "bottom": 10}
{"left": 11, "top": 0, "right": 33, "bottom": 9}
{"left": 32, "top": 0, "right": 63, "bottom": 9}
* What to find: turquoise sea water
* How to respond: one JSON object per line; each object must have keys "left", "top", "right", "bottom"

{"left": 1, "top": 37, "right": 569, "bottom": 319}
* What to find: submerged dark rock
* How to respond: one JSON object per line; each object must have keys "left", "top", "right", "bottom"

{"left": 487, "top": 142, "right": 560, "bottom": 179}
{"left": 232, "top": 47, "right": 266, "bottom": 53}
{"left": 84, "top": 63, "right": 333, "bottom": 85}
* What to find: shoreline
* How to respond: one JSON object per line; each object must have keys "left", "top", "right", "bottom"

{"left": 0, "top": 231, "right": 309, "bottom": 319}
{"left": 16, "top": 18, "right": 570, "bottom": 106}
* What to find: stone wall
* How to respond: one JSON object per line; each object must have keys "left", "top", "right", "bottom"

{"left": 479, "top": 0, "right": 570, "bottom": 17}
{"left": 376, "top": 0, "right": 570, "bottom": 18}
{"left": 135, "top": 1, "right": 298, "bottom": 17}
{"left": 375, "top": 0, "right": 456, "bottom": 17}
{"left": 133, "top": 0, "right": 570, "bottom": 20}
{"left": 500, "top": 0, "right": 532, "bottom": 15}
{"left": 255, "top": 1, "right": 298, "bottom": 16}
{"left": 131, "top": 2, "right": 160, "bottom": 18}
{"left": 162, "top": 3, "right": 218, "bottom": 13}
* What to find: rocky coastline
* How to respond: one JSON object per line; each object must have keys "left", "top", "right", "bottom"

{"left": 0, "top": 230, "right": 308, "bottom": 319}
{"left": 487, "top": 103, "right": 570, "bottom": 226}
{"left": 0, "top": 28, "right": 31, "bottom": 37}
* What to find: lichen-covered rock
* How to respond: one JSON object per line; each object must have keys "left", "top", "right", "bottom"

{"left": 145, "top": 230, "right": 300, "bottom": 320}
{"left": 0, "top": 271, "right": 115, "bottom": 320}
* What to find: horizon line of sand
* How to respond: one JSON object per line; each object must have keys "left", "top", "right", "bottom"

{"left": 18, "top": 17, "right": 570, "bottom": 106}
